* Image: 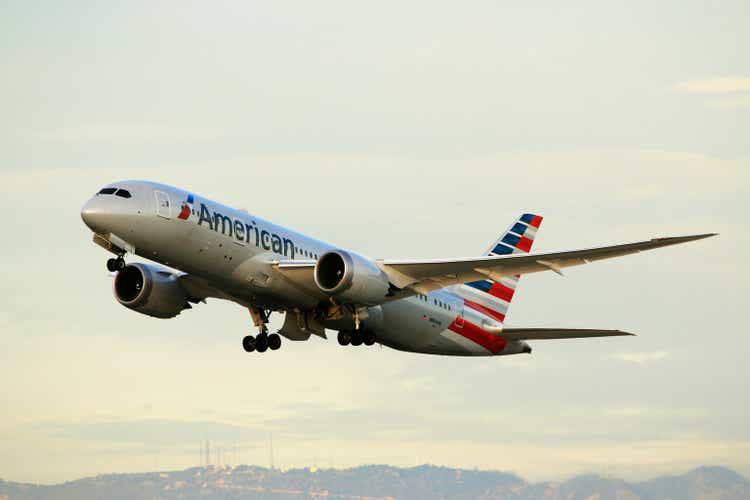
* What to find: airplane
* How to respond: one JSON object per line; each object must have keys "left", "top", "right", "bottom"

{"left": 80, "top": 180, "right": 715, "bottom": 356}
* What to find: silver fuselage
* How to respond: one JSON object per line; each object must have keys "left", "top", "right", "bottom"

{"left": 81, "top": 180, "right": 528, "bottom": 356}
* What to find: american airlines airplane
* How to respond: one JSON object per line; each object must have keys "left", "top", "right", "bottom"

{"left": 80, "top": 180, "right": 714, "bottom": 356}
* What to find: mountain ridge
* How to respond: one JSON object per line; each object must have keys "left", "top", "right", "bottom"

{"left": 1, "top": 464, "right": 748, "bottom": 499}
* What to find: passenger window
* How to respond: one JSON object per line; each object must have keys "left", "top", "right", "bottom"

{"left": 115, "top": 189, "right": 132, "bottom": 198}
{"left": 98, "top": 187, "right": 117, "bottom": 195}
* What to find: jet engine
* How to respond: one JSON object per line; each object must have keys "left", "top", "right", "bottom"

{"left": 314, "top": 250, "right": 390, "bottom": 305}
{"left": 113, "top": 263, "right": 190, "bottom": 318}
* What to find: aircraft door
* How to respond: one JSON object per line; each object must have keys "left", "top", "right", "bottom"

{"left": 155, "top": 191, "right": 171, "bottom": 219}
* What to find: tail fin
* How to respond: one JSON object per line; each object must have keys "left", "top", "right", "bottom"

{"left": 456, "top": 213, "right": 543, "bottom": 323}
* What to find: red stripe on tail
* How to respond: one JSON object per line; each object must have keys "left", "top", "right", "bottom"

{"left": 488, "top": 282, "right": 515, "bottom": 302}
{"left": 515, "top": 236, "right": 533, "bottom": 252}
{"left": 448, "top": 318, "right": 507, "bottom": 354}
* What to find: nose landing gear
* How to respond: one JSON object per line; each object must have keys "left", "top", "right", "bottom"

{"left": 106, "top": 257, "right": 126, "bottom": 272}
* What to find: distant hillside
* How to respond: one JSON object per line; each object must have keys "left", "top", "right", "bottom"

{"left": 1, "top": 464, "right": 748, "bottom": 500}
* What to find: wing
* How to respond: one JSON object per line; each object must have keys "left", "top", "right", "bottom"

{"left": 380, "top": 233, "right": 716, "bottom": 293}
{"left": 272, "top": 233, "right": 715, "bottom": 302}
{"left": 501, "top": 328, "right": 635, "bottom": 341}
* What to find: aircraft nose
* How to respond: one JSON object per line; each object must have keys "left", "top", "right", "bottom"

{"left": 81, "top": 198, "right": 109, "bottom": 232}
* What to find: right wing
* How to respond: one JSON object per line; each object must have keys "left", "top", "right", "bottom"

{"left": 380, "top": 233, "right": 716, "bottom": 294}
{"left": 501, "top": 328, "right": 635, "bottom": 341}
{"left": 271, "top": 233, "right": 715, "bottom": 304}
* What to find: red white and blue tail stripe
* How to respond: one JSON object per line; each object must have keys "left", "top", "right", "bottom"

{"left": 456, "top": 213, "right": 543, "bottom": 323}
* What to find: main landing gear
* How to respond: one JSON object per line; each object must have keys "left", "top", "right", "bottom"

{"left": 243, "top": 307, "right": 282, "bottom": 354}
{"left": 106, "top": 256, "right": 126, "bottom": 272}
{"left": 242, "top": 330, "right": 282, "bottom": 353}
{"left": 337, "top": 329, "right": 376, "bottom": 347}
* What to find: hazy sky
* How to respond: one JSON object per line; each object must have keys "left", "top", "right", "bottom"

{"left": 1, "top": 0, "right": 749, "bottom": 485}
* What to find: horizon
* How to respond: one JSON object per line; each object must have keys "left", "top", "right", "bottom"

{"left": 1, "top": 0, "right": 748, "bottom": 486}
{"left": 3, "top": 461, "right": 746, "bottom": 487}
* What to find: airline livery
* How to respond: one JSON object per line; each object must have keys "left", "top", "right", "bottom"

{"left": 80, "top": 181, "right": 714, "bottom": 356}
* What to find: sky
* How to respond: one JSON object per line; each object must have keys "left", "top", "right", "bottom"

{"left": 1, "top": 0, "right": 749, "bottom": 485}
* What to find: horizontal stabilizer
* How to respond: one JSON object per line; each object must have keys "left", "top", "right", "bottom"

{"left": 501, "top": 328, "right": 635, "bottom": 341}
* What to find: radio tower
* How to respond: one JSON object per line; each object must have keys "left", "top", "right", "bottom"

{"left": 269, "top": 433, "right": 275, "bottom": 470}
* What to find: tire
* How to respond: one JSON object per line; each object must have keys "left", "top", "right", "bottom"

{"left": 268, "top": 333, "right": 281, "bottom": 351}
{"left": 255, "top": 335, "right": 269, "bottom": 353}
{"left": 363, "top": 331, "right": 376, "bottom": 346}
{"left": 106, "top": 259, "right": 117, "bottom": 272}
{"left": 115, "top": 258, "right": 126, "bottom": 271}
{"left": 242, "top": 335, "right": 256, "bottom": 352}
{"left": 350, "top": 332, "right": 363, "bottom": 346}
{"left": 337, "top": 331, "right": 350, "bottom": 346}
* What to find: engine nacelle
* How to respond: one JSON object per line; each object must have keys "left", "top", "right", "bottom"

{"left": 314, "top": 250, "right": 390, "bottom": 305}
{"left": 113, "top": 263, "right": 189, "bottom": 318}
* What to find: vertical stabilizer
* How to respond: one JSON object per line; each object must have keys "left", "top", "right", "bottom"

{"left": 455, "top": 213, "right": 543, "bottom": 323}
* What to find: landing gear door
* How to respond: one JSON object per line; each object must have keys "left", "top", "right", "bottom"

{"left": 155, "top": 191, "right": 171, "bottom": 219}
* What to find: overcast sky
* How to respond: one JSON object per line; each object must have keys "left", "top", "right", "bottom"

{"left": 1, "top": 0, "right": 749, "bottom": 485}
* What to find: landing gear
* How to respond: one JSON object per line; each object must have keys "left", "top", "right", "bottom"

{"left": 337, "top": 331, "right": 351, "bottom": 346}
{"left": 106, "top": 257, "right": 126, "bottom": 272}
{"left": 350, "top": 331, "right": 363, "bottom": 346}
{"left": 363, "top": 331, "right": 376, "bottom": 346}
{"left": 255, "top": 334, "right": 269, "bottom": 353}
{"left": 243, "top": 307, "right": 283, "bottom": 354}
{"left": 337, "top": 329, "right": 376, "bottom": 348}
{"left": 246, "top": 332, "right": 281, "bottom": 353}
{"left": 268, "top": 333, "right": 281, "bottom": 351}
{"left": 242, "top": 335, "right": 256, "bottom": 352}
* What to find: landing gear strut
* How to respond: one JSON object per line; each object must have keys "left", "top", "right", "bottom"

{"left": 106, "top": 257, "right": 126, "bottom": 272}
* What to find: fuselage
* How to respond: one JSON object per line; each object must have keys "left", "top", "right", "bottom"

{"left": 81, "top": 180, "right": 529, "bottom": 356}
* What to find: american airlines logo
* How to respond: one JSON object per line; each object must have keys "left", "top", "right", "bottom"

{"left": 181, "top": 194, "right": 298, "bottom": 259}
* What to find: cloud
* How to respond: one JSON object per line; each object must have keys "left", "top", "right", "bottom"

{"left": 707, "top": 96, "right": 750, "bottom": 109}
{"left": 38, "top": 123, "right": 225, "bottom": 144}
{"left": 615, "top": 351, "right": 669, "bottom": 364}
{"left": 38, "top": 419, "right": 266, "bottom": 446}
{"left": 672, "top": 76, "right": 750, "bottom": 94}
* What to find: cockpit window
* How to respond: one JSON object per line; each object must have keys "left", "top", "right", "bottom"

{"left": 115, "top": 189, "right": 132, "bottom": 198}
{"left": 98, "top": 187, "right": 117, "bottom": 195}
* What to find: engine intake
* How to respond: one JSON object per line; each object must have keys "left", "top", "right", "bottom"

{"left": 113, "top": 263, "right": 189, "bottom": 318}
{"left": 314, "top": 250, "right": 390, "bottom": 305}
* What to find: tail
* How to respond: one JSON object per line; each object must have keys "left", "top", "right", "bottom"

{"left": 456, "top": 213, "right": 543, "bottom": 323}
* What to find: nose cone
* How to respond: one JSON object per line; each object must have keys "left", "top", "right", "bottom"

{"left": 81, "top": 198, "right": 110, "bottom": 233}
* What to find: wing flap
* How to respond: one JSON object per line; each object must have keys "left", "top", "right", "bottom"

{"left": 501, "top": 328, "right": 636, "bottom": 341}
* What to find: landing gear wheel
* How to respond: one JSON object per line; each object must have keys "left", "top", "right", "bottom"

{"left": 242, "top": 335, "right": 256, "bottom": 352}
{"left": 255, "top": 334, "right": 269, "bottom": 353}
{"left": 268, "top": 333, "right": 281, "bottom": 351}
{"left": 115, "top": 257, "right": 126, "bottom": 271}
{"left": 106, "top": 258, "right": 117, "bottom": 272}
{"left": 350, "top": 331, "right": 363, "bottom": 346}
{"left": 363, "top": 331, "right": 376, "bottom": 346}
{"left": 337, "top": 331, "right": 350, "bottom": 346}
